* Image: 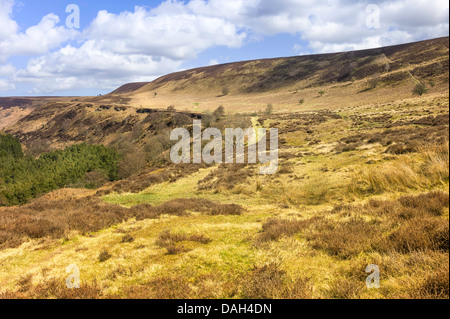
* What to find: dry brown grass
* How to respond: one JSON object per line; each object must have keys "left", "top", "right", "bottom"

{"left": 0, "top": 196, "right": 242, "bottom": 250}
{"left": 0, "top": 279, "right": 104, "bottom": 299}
{"left": 241, "top": 263, "right": 314, "bottom": 299}
{"left": 307, "top": 217, "right": 382, "bottom": 259}
{"left": 259, "top": 191, "right": 449, "bottom": 260}
{"left": 413, "top": 262, "right": 449, "bottom": 299}
{"left": 257, "top": 217, "right": 320, "bottom": 243}
{"left": 156, "top": 230, "right": 212, "bottom": 255}
{"left": 125, "top": 276, "right": 195, "bottom": 299}
{"left": 130, "top": 198, "right": 243, "bottom": 221}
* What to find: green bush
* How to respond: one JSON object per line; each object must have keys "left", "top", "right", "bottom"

{"left": 413, "top": 82, "right": 429, "bottom": 96}
{"left": 0, "top": 135, "right": 119, "bottom": 206}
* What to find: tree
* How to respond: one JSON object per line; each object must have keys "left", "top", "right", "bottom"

{"left": 367, "top": 74, "right": 381, "bottom": 89}
{"left": 167, "top": 105, "right": 176, "bottom": 112}
{"left": 265, "top": 104, "right": 273, "bottom": 115}
{"left": 299, "top": 99, "right": 305, "bottom": 105}
{"left": 0, "top": 134, "right": 23, "bottom": 159}
{"left": 413, "top": 82, "right": 429, "bottom": 96}
{"left": 318, "top": 91, "right": 325, "bottom": 97}
{"left": 349, "top": 62, "right": 359, "bottom": 76}
{"left": 222, "top": 86, "right": 230, "bottom": 96}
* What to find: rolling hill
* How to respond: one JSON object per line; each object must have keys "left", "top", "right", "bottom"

{"left": 101, "top": 36, "right": 449, "bottom": 111}
{"left": 1, "top": 36, "right": 448, "bottom": 151}
{"left": 0, "top": 37, "right": 448, "bottom": 299}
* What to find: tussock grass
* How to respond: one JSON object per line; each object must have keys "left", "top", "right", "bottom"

{"left": 349, "top": 143, "right": 449, "bottom": 195}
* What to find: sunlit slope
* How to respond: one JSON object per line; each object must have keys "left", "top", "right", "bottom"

{"left": 106, "top": 37, "right": 449, "bottom": 112}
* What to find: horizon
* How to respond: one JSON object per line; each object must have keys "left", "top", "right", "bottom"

{"left": 0, "top": 0, "right": 449, "bottom": 97}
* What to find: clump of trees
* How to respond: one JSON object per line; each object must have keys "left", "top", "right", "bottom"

{"left": 0, "top": 134, "right": 119, "bottom": 206}
{"left": 203, "top": 106, "right": 228, "bottom": 127}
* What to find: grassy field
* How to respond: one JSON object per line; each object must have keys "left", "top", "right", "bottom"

{"left": 0, "top": 91, "right": 448, "bottom": 299}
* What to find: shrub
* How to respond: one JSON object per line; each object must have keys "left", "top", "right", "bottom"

{"left": 126, "top": 277, "right": 194, "bottom": 299}
{"left": 155, "top": 230, "right": 211, "bottom": 255}
{"left": 156, "top": 230, "right": 212, "bottom": 248}
{"left": 414, "top": 263, "right": 449, "bottom": 299}
{"left": 258, "top": 218, "right": 309, "bottom": 243}
{"left": 121, "top": 234, "right": 134, "bottom": 243}
{"left": 413, "top": 82, "right": 429, "bottom": 96}
{"left": 367, "top": 74, "right": 381, "bottom": 89}
{"left": 222, "top": 87, "right": 230, "bottom": 96}
{"left": 307, "top": 217, "right": 381, "bottom": 259}
{"left": 98, "top": 249, "right": 112, "bottom": 262}
{"left": 0, "top": 279, "right": 104, "bottom": 299}
{"left": 241, "top": 263, "right": 313, "bottom": 299}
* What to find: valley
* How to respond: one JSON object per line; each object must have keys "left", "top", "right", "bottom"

{"left": 0, "top": 37, "right": 448, "bottom": 299}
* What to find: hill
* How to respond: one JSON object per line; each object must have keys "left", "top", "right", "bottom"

{"left": 1, "top": 37, "right": 448, "bottom": 151}
{"left": 0, "top": 37, "right": 448, "bottom": 300}
{"left": 101, "top": 36, "right": 449, "bottom": 112}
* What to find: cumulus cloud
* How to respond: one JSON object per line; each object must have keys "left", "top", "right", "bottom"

{"left": 85, "top": 7, "right": 246, "bottom": 59}
{"left": 0, "top": 63, "right": 15, "bottom": 76}
{"left": 187, "top": 0, "right": 448, "bottom": 52}
{"left": 0, "top": 10, "right": 77, "bottom": 63}
{"left": 0, "top": 79, "right": 15, "bottom": 91}
{"left": 13, "top": 3, "right": 248, "bottom": 93}
{"left": 1, "top": 0, "right": 449, "bottom": 94}
{"left": 0, "top": 0, "right": 17, "bottom": 41}
{"left": 14, "top": 40, "right": 183, "bottom": 93}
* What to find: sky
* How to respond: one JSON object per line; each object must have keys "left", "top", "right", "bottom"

{"left": 0, "top": 0, "right": 448, "bottom": 96}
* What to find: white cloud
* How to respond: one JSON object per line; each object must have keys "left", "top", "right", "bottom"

{"left": 0, "top": 0, "right": 17, "bottom": 41}
{"left": 0, "top": 63, "right": 15, "bottom": 76}
{"left": 182, "top": 0, "right": 448, "bottom": 52}
{"left": 84, "top": 7, "right": 246, "bottom": 60}
{"left": 0, "top": 1, "right": 78, "bottom": 63}
{"left": 1, "top": 0, "right": 449, "bottom": 94}
{"left": 0, "top": 78, "right": 15, "bottom": 91}
{"left": 12, "top": 3, "right": 249, "bottom": 93}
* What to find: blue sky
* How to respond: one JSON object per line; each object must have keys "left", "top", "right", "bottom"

{"left": 0, "top": 0, "right": 448, "bottom": 96}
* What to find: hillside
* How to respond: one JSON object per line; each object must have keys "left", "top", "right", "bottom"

{"left": 0, "top": 37, "right": 448, "bottom": 300}
{"left": 102, "top": 36, "right": 449, "bottom": 112}
{"left": 1, "top": 37, "right": 448, "bottom": 152}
